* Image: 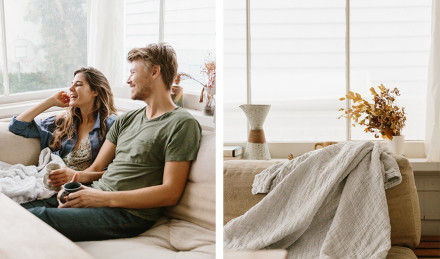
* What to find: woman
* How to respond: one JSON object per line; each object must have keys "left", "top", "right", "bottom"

{"left": 8, "top": 67, "right": 117, "bottom": 188}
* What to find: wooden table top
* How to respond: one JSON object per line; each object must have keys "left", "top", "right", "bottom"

{"left": 0, "top": 193, "right": 94, "bottom": 259}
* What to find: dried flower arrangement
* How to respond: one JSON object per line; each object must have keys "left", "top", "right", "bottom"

{"left": 175, "top": 54, "right": 216, "bottom": 106}
{"left": 338, "top": 84, "right": 406, "bottom": 140}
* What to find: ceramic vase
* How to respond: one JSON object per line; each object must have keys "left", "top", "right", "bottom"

{"left": 387, "top": 135, "right": 405, "bottom": 155}
{"left": 240, "top": 104, "right": 271, "bottom": 160}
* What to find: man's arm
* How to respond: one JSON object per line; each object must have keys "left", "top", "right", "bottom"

{"left": 59, "top": 160, "right": 191, "bottom": 208}
{"left": 49, "top": 140, "right": 116, "bottom": 185}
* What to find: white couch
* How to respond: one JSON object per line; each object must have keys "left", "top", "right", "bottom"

{"left": 0, "top": 122, "right": 216, "bottom": 259}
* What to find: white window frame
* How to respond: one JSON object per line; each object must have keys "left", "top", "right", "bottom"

{"left": 0, "top": 0, "right": 208, "bottom": 121}
{"left": 224, "top": 0, "right": 428, "bottom": 159}
{"left": 0, "top": 0, "right": 81, "bottom": 108}
{"left": 0, "top": 0, "right": 9, "bottom": 97}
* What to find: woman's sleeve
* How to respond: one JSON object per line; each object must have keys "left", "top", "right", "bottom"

{"left": 105, "top": 114, "right": 118, "bottom": 131}
{"left": 8, "top": 115, "right": 57, "bottom": 149}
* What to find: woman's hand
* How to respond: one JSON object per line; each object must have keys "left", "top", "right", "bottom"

{"left": 16, "top": 91, "right": 70, "bottom": 122}
{"left": 49, "top": 91, "right": 70, "bottom": 108}
{"left": 48, "top": 167, "right": 76, "bottom": 186}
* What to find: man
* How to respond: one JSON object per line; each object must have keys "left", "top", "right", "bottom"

{"left": 22, "top": 43, "right": 202, "bottom": 241}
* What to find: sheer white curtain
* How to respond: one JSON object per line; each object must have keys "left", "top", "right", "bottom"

{"left": 425, "top": 0, "right": 440, "bottom": 161}
{"left": 87, "top": 0, "right": 124, "bottom": 94}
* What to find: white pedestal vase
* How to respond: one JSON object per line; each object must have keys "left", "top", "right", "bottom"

{"left": 239, "top": 104, "right": 271, "bottom": 160}
{"left": 387, "top": 135, "right": 405, "bottom": 155}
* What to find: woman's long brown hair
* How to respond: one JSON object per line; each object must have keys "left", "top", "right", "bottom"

{"left": 49, "top": 67, "right": 117, "bottom": 151}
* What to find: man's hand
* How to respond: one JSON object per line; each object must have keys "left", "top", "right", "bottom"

{"left": 49, "top": 167, "right": 76, "bottom": 186}
{"left": 58, "top": 187, "right": 108, "bottom": 208}
{"left": 57, "top": 172, "right": 109, "bottom": 208}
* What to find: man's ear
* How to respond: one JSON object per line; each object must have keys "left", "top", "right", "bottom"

{"left": 151, "top": 65, "right": 161, "bottom": 79}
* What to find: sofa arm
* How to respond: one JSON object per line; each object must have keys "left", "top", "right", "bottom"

{"left": 0, "top": 122, "right": 40, "bottom": 165}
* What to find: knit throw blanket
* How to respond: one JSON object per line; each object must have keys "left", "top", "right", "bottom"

{"left": 0, "top": 147, "right": 64, "bottom": 204}
{"left": 224, "top": 141, "right": 402, "bottom": 259}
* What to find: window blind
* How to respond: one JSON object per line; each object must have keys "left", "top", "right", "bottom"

{"left": 224, "top": 0, "right": 431, "bottom": 142}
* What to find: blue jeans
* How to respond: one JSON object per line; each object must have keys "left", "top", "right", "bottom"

{"left": 21, "top": 195, "right": 155, "bottom": 241}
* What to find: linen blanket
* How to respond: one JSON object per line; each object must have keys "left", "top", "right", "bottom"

{"left": 0, "top": 147, "right": 64, "bottom": 203}
{"left": 224, "top": 141, "right": 402, "bottom": 259}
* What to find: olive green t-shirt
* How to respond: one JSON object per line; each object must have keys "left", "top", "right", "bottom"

{"left": 92, "top": 107, "right": 202, "bottom": 221}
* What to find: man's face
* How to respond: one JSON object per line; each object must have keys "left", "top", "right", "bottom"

{"left": 127, "top": 59, "right": 152, "bottom": 101}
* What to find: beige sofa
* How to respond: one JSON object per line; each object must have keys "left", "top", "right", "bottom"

{"left": 0, "top": 122, "right": 216, "bottom": 259}
{"left": 224, "top": 155, "right": 421, "bottom": 259}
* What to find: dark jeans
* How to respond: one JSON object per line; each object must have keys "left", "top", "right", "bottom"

{"left": 21, "top": 195, "right": 155, "bottom": 242}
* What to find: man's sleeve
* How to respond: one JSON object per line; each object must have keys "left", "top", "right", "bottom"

{"left": 165, "top": 118, "right": 202, "bottom": 162}
{"left": 106, "top": 115, "right": 122, "bottom": 145}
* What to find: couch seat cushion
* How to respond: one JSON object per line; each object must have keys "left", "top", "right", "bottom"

{"left": 77, "top": 218, "right": 215, "bottom": 259}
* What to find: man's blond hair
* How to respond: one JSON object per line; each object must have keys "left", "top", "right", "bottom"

{"left": 127, "top": 42, "right": 178, "bottom": 90}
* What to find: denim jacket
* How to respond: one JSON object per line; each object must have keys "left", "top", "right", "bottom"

{"left": 8, "top": 113, "right": 117, "bottom": 162}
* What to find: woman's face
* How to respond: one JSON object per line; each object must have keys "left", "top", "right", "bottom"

{"left": 69, "top": 73, "right": 98, "bottom": 109}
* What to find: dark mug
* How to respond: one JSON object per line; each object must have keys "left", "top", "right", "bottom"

{"left": 59, "top": 182, "right": 82, "bottom": 203}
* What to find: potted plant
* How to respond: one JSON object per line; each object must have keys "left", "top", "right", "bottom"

{"left": 338, "top": 84, "right": 407, "bottom": 154}
{"left": 175, "top": 55, "right": 216, "bottom": 116}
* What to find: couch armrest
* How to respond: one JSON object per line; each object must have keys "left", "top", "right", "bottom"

{"left": 0, "top": 122, "right": 40, "bottom": 165}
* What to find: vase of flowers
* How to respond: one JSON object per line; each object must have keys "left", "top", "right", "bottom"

{"left": 338, "top": 84, "right": 407, "bottom": 155}
{"left": 176, "top": 54, "right": 216, "bottom": 116}
{"left": 200, "top": 58, "right": 216, "bottom": 116}
{"left": 387, "top": 135, "right": 405, "bottom": 155}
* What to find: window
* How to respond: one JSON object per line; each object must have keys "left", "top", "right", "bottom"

{"left": 124, "top": 0, "right": 215, "bottom": 94}
{"left": 124, "top": 0, "right": 160, "bottom": 66}
{"left": 0, "top": 0, "right": 87, "bottom": 97}
{"left": 224, "top": 0, "right": 432, "bottom": 142}
{"left": 350, "top": 0, "right": 431, "bottom": 140}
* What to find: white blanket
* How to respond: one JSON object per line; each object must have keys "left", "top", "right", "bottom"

{"left": 224, "top": 141, "right": 402, "bottom": 259}
{"left": 0, "top": 147, "right": 64, "bottom": 204}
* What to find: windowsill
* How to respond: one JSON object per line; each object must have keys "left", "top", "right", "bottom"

{"left": 0, "top": 94, "right": 215, "bottom": 130}
{"left": 114, "top": 96, "right": 215, "bottom": 131}
{"left": 408, "top": 158, "right": 440, "bottom": 173}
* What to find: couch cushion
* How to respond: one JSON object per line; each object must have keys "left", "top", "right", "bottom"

{"left": 386, "top": 246, "right": 417, "bottom": 259}
{"left": 223, "top": 160, "right": 277, "bottom": 225}
{"left": 164, "top": 131, "right": 216, "bottom": 231}
{"left": 386, "top": 155, "right": 421, "bottom": 248}
{"left": 77, "top": 218, "right": 215, "bottom": 259}
{"left": 224, "top": 156, "right": 421, "bottom": 248}
{"left": 0, "top": 122, "right": 40, "bottom": 166}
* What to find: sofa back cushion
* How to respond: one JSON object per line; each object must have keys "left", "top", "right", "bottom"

{"left": 224, "top": 156, "right": 421, "bottom": 248}
{"left": 0, "top": 122, "right": 40, "bottom": 165}
{"left": 164, "top": 131, "right": 216, "bottom": 231}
